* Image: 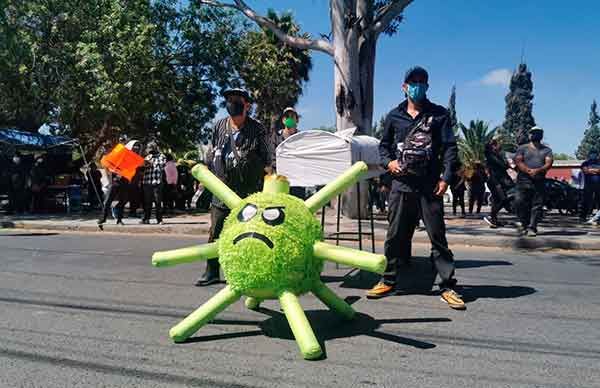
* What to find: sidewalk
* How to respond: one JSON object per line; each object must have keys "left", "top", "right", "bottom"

{"left": 2, "top": 208, "right": 600, "bottom": 250}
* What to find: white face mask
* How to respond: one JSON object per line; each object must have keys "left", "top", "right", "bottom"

{"left": 13, "top": 157, "right": 21, "bottom": 164}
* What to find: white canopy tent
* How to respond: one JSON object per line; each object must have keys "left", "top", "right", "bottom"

{"left": 276, "top": 128, "right": 383, "bottom": 252}
{"left": 275, "top": 128, "right": 383, "bottom": 187}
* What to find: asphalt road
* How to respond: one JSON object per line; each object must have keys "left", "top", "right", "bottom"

{"left": 0, "top": 231, "right": 599, "bottom": 388}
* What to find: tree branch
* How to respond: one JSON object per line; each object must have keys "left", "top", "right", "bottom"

{"left": 199, "top": 0, "right": 334, "bottom": 56}
{"left": 372, "top": 0, "right": 413, "bottom": 36}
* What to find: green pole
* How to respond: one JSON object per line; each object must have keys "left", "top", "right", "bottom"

{"left": 304, "top": 162, "right": 368, "bottom": 213}
{"left": 278, "top": 291, "right": 322, "bottom": 360}
{"left": 312, "top": 281, "right": 355, "bottom": 320}
{"left": 170, "top": 286, "right": 240, "bottom": 343}
{"left": 191, "top": 164, "right": 242, "bottom": 209}
{"left": 152, "top": 243, "right": 219, "bottom": 267}
{"left": 313, "top": 241, "right": 387, "bottom": 275}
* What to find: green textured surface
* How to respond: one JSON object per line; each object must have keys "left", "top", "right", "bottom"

{"left": 218, "top": 192, "right": 323, "bottom": 296}
{"left": 152, "top": 243, "right": 218, "bottom": 267}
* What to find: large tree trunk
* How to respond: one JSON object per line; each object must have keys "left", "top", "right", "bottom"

{"left": 332, "top": 0, "right": 364, "bottom": 133}
{"left": 331, "top": 0, "right": 376, "bottom": 134}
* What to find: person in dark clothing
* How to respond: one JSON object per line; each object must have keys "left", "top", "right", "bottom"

{"left": 195, "top": 88, "right": 272, "bottom": 286}
{"left": 450, "top": 167, "right": 466, "bottom": 217}
{"left": 125, "top": 140, "right": 144, "bottom": 218}
{"left": 483, "top": 137, "right": 514, "bottom": 228}
{"left": 176, "top": 163, "right": 195, "bottom": 210}
{"left": 86, "top": 162, "right": 103, "bottom": 210}
{"left": 366, "top": 66, "right": 464, "bottom": 310}
{"left": 98, "top": 171, "right": 129, "bottom": 226}
{"left": 467, "top": 162, "right": 486, "bottom": 215}
{"left": 579, "top": 150, "right": 600, "bottom": 222}
{"left": 141, "top": 141, "right": 167, "bottom": 225}
{"left": 8, "top": 154, "right": 28, "bottom": 214}
{"left": 514, "top": 126, "right": 554, "bottom": 237}
{"left": 30, "top": 157, "right": 49, "bottom": 213}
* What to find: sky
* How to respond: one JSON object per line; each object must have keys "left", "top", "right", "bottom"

{"left": 232, "top": 0, "right": 600, "bottom": 155}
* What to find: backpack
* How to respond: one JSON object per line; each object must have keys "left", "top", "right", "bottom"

{"left": 398, "top": 115, "right": 434, "bottom": 176}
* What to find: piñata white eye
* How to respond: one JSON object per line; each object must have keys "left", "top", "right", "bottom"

{"left": 238, "top": 204, "right": 258, "bottom": 222}
{"left": 262, "top": 207, "right": 285, "bottom": 226}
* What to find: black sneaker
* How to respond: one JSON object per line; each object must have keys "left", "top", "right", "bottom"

{"left": 116, "top": 220, "right": 124, "bottom": 225}
{"left": 483, "top": 216, "right": 498, "bottom": 229}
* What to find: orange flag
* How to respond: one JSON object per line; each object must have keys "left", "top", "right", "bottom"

{"left": 100, "top": 144, "right": 144, "bottom": 182}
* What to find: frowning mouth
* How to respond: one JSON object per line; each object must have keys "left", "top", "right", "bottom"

{"left": 233, "top": 232, "right": 274, "bottom": 249}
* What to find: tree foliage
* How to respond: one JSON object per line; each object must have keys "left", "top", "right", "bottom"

{"left": 576, "top": 100, "right": 600, "bottom": 159}
{"left": 447, "top": 85, "right": 459, "bottom": 135}
{"left": 457, "top": 120, "right": 496, "bottom": 174}
{"left": 0, "top": 0, "right": 246, "bottom": 154}
{"left": 238, "top": 9, "right": 312, "bottom": 133}
{"left": 500, "top": 63, "right": 536, "bottom": 149}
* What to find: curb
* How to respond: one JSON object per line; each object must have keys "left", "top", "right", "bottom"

{"left": 3, "top": 221, "right": 600, "bottom": 251}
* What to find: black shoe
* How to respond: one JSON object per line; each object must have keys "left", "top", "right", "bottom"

{"left": 483, "top": 216, "right": 498, "bottom": 229}
{"left": 139, "top": 219, "right": 150, "bottom": 225}
{"left": 116, "top": 220, "right": 124, "bottom": 225}
{"left": 528, "top": 228, "right": 538, "bottom": 237}
{"left": 195, "top": 272, "right": 220, "bottom": 286}
{"left": 195, "top": 262, "right": 220, "bottom": 287}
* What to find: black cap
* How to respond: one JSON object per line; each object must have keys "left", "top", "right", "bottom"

{"left": 223, "top": 88, "right": 253, "bottom": 102}
{"left": 404, "top": 66, "right": 429, "bottom": 83}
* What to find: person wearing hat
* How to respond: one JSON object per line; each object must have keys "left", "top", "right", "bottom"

{"left": 483, "top": 134, "right": 514, "bottom": 228}
{"left": 370, "top": 66, "right": 464, "bottom": 310}
{"left": 514, "top": 126, "right": 554, "bottom": 236}
{"left": 270, "top": 107, "right": 305, "bottom": 199}
{"left": 195, "top": 87, "right": 273, "bottom": 286}
{"left": 141, "top": 140, "right": 167, "bottom": 225}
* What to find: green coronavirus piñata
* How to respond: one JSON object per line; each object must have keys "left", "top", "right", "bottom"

{"left": 151, "top": 162, "right": 387, "bottom": 360}
{"left": 219, "top": 192, "right": 323, "bottom": 297}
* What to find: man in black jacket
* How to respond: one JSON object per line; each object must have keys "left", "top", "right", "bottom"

{"left": 483, "top": 136, "right": 514, "bottom": 228}
{"left": 367, "top": 66, "right": 465, "bottom": 310}
{"left": 195, "top": 88, "right": 272, "bottom": 286}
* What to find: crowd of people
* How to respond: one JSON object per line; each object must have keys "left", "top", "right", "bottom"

{"left": 95, "top": 140, "right": 200, "bottom": 228}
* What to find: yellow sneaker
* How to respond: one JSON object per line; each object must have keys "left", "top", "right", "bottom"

{"left": 441, "top": 289, "right": 466, "bottom": 310}
{"left": 366, "top": 281, "right": 395, "bottom": 299}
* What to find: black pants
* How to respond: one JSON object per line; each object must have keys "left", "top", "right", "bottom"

{"left": 383, "top": 190, "right": 457, "bottom": 291}
{"left": 143, "top": 184, "right": 164, "bottom": 222}
{"left": 468, "top": 189, "right": 484, "bottom": 214}
{"left": 581, "top": 182, "right": 600, "bottom": 219}
{"left": 515, "top": 180, "right": 545, "bottom": 230}
{"left": 9, "top": 188, "right": 27, "bottom": 213}
{"left": 205, "top": 206, "right": 230, "bottom": 271}
{"left": 451, "top": 188, "right": 465, "bottom": 215}
{"left": 488, "top": 178, "right": 510, "bottom": 221}
{"left": 100, "top": 182, "right": 128, "bottom": 222}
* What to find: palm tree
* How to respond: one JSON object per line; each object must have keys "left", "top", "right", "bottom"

{"left": 457, "top": 120, "right": 496, "bottom": 176}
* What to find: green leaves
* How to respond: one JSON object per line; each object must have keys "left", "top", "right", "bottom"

{"left": 457, "top": 120, "right": 496, "bottom": 173}
{"left": 237, "top": 9, "right": 312, "bottom": 132}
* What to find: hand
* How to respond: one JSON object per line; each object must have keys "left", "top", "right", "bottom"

{"left": 434, "top": 180, "right": 448, "bottom": 197}
{"left": 387, "top": 160, "right": 404, "bottom": 176}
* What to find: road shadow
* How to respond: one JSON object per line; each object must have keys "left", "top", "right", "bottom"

{"left": 454, "top": 259, "right": 513, "bottom": 269}
{"left": 457, "top": 284, "right": 536, "bottom": 303}
{"left": 180, "top": 301, "right": 448, "bottom": 359}
{"left": 257, "top": 307, "right": 444, "bottom": 359}
{"left": 323, "top": 257, "right": 513, "bottom": 294}
{"left": 0, "top": 232, "right": 60, "bottom": 237}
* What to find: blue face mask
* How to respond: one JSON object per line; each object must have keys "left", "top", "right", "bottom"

{"left": 406, "top": 83, "right": 428, "bottom": 102}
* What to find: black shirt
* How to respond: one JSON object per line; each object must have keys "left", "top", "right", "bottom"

{"left": 379, "top": 99, "right": 458, "bottom": 193}
{"left": 581, "top": 158, "right": 600, "bottom": 185}
{"left": 209, "top": 116, "right": 272, "bottom": 208}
